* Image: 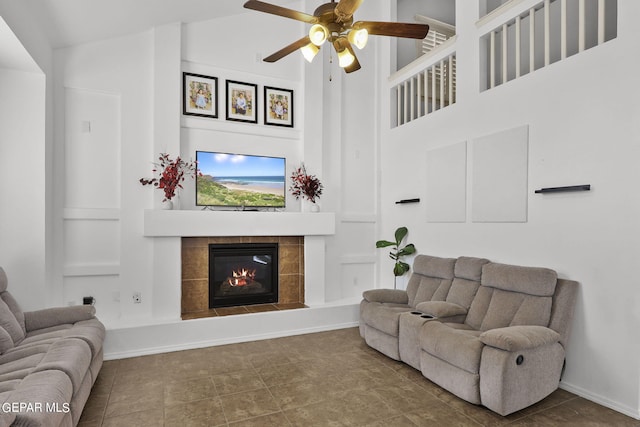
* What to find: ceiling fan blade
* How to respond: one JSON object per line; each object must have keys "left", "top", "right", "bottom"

{"left": 263, "top": 36, "right": 312, "bottom": 62}
{"left": 353, "top": 21, "right": 430, "bottom": 39}
{"left": 244, "top": 0, "right": 318, "bottom": 24}
{"left": 344, "top": 44, "right": 361, "bottom": 74}
{"left": 335, "top": 0, "right": 364, "bottom": 22}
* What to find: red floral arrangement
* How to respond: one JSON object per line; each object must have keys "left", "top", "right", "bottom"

{"left": 289, "top": 163, "right": 323, "bottom": 203}
{"left": 140, "top": 153, "right": 200, "bottom": 201}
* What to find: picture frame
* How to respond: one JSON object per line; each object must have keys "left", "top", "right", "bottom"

{"left": 183, "top": 72, "right": 218, "bottom": 118}
{"left": 264, "top": 86, "right": 294, "bottom": 128}
{"left": 226, "top": 80, "right": 258, "bottom": 124}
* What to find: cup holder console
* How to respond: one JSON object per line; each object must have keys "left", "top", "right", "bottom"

{"left": 409, "top": 311, "right": 436, "bottom": 319}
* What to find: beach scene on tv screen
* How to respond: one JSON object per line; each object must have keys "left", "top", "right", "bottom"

{"left": 196, "top": 152, "right": 286, "bottom": 207}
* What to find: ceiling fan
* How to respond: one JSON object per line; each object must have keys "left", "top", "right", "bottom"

{"left": 244, "top": 0, "right": 430, "bottom": 73}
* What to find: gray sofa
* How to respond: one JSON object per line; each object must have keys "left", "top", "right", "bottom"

{"left": 0, "top": 267, "right": 105, "bottom": 426}
{"left": 360, "top": 255, "right": 578, "bottom": 416}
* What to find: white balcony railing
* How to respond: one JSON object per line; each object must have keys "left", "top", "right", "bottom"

{"left": 480, "top": 0, "right": 617, "bottom": 90}
{"left": 390, "top": 36, "right": 457, "bottom": 128}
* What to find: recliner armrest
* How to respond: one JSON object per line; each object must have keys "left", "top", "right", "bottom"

{"left": 415, "top": 301, "right": 467, "bottom": 317}
{"left": 362, "top": 289, "right": 408, "bottom": 305}
{"left": 24, "top": 305, "right": 96, "bottom": 332}
{"left": 480, "top": 325, "right": 560, "bottom": 352}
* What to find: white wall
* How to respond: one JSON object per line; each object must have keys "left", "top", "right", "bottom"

{"left": 0, "top": 2, "right": 51, "bottom": 310}
{"left": 0, "top": 69, "right": 46, "bottom": 309}
{"left": 377, "top": 0, "right": 640, "bottom": 418}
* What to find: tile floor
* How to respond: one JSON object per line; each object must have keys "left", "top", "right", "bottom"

{"left": 79, "top": 328, "right": 640, "bottom": 426}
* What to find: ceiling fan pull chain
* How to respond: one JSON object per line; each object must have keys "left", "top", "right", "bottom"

{"left": 329, "top": 51, "right": 333, "bottom": 82}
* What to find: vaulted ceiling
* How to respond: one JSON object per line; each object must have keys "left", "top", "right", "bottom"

{"left": 21, "top": 0, "right": 299, "bottom": 48}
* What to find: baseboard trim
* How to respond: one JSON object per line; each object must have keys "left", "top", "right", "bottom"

{"left": 560, "top": 381, "right": 640, "bottom": 420}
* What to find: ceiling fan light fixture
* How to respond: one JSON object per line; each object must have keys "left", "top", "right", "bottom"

{"left": 348, "top": 28, "right": 368, "bottom": 49}
{"left": 337, "top": 47, "right": 355, "bottom": 68}
{"left": 300, "top": 43, "right": 320, "bottom": 62}
{"left": 309, "top": 24, "right": 329, "bottom": 46}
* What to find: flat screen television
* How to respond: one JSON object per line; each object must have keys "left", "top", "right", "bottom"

{"left": 196, "top": 151, "right": 286, "bottom": 208}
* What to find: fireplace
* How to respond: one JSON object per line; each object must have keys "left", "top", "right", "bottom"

{"left": 208, "top": 243, "right": 279, "bottom": 308}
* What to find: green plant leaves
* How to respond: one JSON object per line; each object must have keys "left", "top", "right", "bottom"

{"left": 394, "top": 227, "right": 408, "bottom": 245}
{"left": 376, "top": 227, "right": 416, "bottom": 280}
{"left": 393, "top": 261, "right": 411, "bottom": 276}
{"left": 376, "top": 240, "right": 396, "bottom": 248}
{"left": 397, "top": 243, "right": 416, "bottom": 257}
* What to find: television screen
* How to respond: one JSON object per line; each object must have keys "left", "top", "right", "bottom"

{"left": 196, "top": 151, "right": 286, "bottom": 208}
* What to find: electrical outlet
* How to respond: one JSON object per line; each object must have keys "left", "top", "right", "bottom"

{"left": 133, "top": 292, "right": 141, "bottom": 304}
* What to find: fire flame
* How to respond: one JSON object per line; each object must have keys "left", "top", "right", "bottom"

{"left": 227, "top": 268, "right": 256, "bottom": 287}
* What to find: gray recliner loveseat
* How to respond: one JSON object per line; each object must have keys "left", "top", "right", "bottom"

{"left": 0, "top": 267, "right": 105, "bottom": 426}
{"left": 360, "top": 255, "right": 578, "bottom": 416}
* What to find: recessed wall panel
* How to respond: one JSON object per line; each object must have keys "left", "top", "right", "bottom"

{"left": 64, "top": 220, "right": 120, "bottom": 266}
{"left": 65, "top": 88, "right": 121, "bottom": 209}
{"left": 426, "top": 142, "right": 467, "bottom": 222}
{"left": 471, "top": 125, "right": 528, "bottom": 222}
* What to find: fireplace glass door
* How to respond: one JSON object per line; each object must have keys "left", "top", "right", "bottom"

{"left": 208, "top": 243, "right": 279, "bottom": 308}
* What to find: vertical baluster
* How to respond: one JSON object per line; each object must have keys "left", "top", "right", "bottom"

{"left": 579, "top": 0, "right": 585, "bottom": 52}
{"left": 561, "top": 0, "right": 567, "bottom": 59}
{"left": 490, "top": 31, "right": 496, "bottom": 89}
{"left": 502, "top": 23, "right": 508, "bottom": 84}
{"left": 405, "top": 81, "right": 410, "bottom": 124}
{"left": 544, "top": 0, "right": 550, "bottom": 66}
{"left": 598, "top": 0, "right": 606, "bottom": 45}
{"left": 409, "top": 77, "right": 415, "bottom": 121}
{"left": 417, "top": 72, "right": 422, "bottom": 117}
{"left": 431, "top": 65, "right": 436, "bottom": 112}
{"left": 515, "top": 16, "right": 521, "bottom": 78}
{"left": 448, "top": 54, "right": 454, "bottom": 106}
{"left": 529, "top": 8, "right": 535, "bottom": 73}
{"left": 396, "top": 86, "right": 402, "bottom": 126}
{"left": 423, "top": 69, "right": 429, "bottom": 114}
{"left": 439, "top": 60, "right": 445, "bottom": 109}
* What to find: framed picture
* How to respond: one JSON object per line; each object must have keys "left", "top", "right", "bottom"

{"left": 264, "top": 86, "right": 294, "bottom": 128}
{"left": 183, "top": 73, "right": 218, "bottom": 118}
{"left": 226, "top": 80, "right": 258, "bottom": 123}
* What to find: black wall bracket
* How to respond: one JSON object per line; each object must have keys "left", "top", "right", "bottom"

{"left": 395, "top": 198, "right": 421, "bottom": 204}
{"left": 534, "top": 184, "right": 591, "bottom": 194}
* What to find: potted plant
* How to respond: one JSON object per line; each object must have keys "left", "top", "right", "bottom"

{"left": 376, "top": 226, "right": 416, "bottom": 289}
{"left": 289, "top": 163, "right": 323, "bottom": 211}
{"left": 140, "top": 153, "right": 199, "bottom": 209}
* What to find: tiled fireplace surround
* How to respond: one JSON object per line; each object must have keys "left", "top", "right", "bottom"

{"left": 181, "top": 236, "right": 305, "bottom": 317}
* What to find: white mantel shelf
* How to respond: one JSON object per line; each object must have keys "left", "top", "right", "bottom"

{"left": 143, "top": 210, "right": 336, "bottom": 237}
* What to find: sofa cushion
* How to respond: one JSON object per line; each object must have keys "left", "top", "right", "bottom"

{"left": 482, "top": 263, "right": 557, "bottom": 296}
{"left": 362, "top": 303, "right": 412, "bottom": 337}
{"left": 481, "top": 289, "right": 552, "bottom": 331}
{"left": 33, "top": 338, "right": 92, "bottom": 393}
{"left": 0, "top": 268, "right": 7, "bottom": 292}
{"left": 455, "top": 257, "right": 490, "bottom": 282}
{"left": 420, "top": 322, "right": 484, "bottom": 374}
{"left": 445, "top": 257, "right": 490, "bottom": 310}
{"left": 0, "top": 390, "right": 16, "bottom": 426}
{"left": 0, "top": 344, "right": 51, "bottom": 364}
{"left": 446, "top": 278, "right": 481, "bottom": 310}
{"left": 24, "top": 305, "right": 96, "bottom": 333}
{"left": 8, "top": 370, "right": 73, "bottom": 427}
{"left": 415, "top": 301, "right": 467, "bottom": 318}
{"left": 1, "top": 292, "right": 26, "bottom": 336}
{"left": 0, "top": 326, "right": 14, "bottom": 354}
{"left": 0, "top": 298, "right": 25, "bottom": 345}
{"left": 362, "top": 289, "right": 408, "bottom": 305}
{"left": 480, "top": 326, "right": 560, "bottom": 351}
{"left": 406, "top": 255, "right": 456, "bottom": 308}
